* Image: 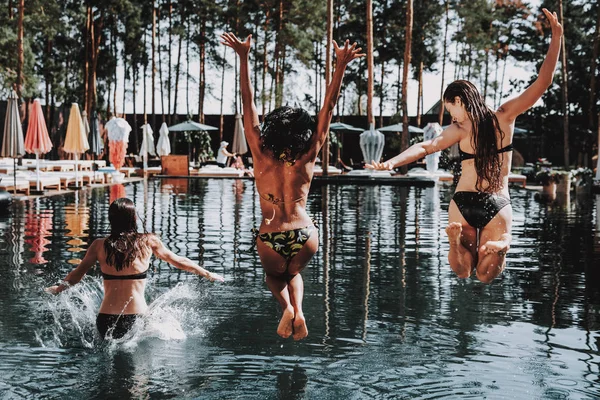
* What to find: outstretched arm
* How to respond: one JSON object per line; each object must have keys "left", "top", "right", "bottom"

{"left": 45, "top": 240, "right": 100, "bottom": 294}
{"left": 366, "top": 124, "right": 463, "bottom": 170}
{"left": 220, "top": 33, "right": 260, "bottom": 148}
{"left": 316, "top": 40, "right": 365, "bottom": 149}
{"left": 149, "top": 235, "right": 224, "bottom": 282}
{"left": 498, "top": 8, "right": 563, "bottom": 121}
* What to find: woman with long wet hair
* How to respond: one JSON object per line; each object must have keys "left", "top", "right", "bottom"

{"left": 367, "top": 9, "right": 562, "bottom": 283}
{"left": 221, "top": 32, "right": 363, "bottom": 340}
{"left": 46, "top": 198, "right": 224, "bottom": 339}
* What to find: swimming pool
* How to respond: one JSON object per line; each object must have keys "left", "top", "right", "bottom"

{"left": 0, "top": 179, "right": 598, "bottom": 399}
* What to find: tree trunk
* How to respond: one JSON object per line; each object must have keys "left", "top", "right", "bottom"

{"left": 158, "top": 8, "right": 165, "bottom": 121}
{"left": 198, "top": 17, "right": 206, "bottom": 123}
{"left": 8, "top": 0, "right": 13, "bottom": 19}
{"left": 401, "top": 0, "right": 413, "bottom": 175}
{"left": 274, "top": 0, "right": 284, "bottom": 108}
{"left": 219, "top": 46, "right": 227, "bottom": 142}
{"left": 113, "top": 25, "right": 118, "bottom": 114}
{"left": 144, "top": 30, "right": 147, "bottom": 122}
{"left": 16, "top": 0, "right": 24, "bottom": 100}
{"left": 45, "top": 38, "right": 52, "bottom": 122}
{"left": 261, "top": 9, "right": 270, "bottom": 117}
{"left": 366, "top": 0, "right": 374, "bottom": 126}
{"left": 84, "top": 6, "right": 90, "bottom": 113}
{"left": 173, "top": 13, "right": 183, "bottom": 122}
{"left": 483, "top": 49, "right": 490, "bottom": 101}
{"left": 167, "top": 0, "right": 172, "bottom": 124}
{"left": 253, "top": 22, "right": 259, "bottom": 106}
{"left": 559, "top": 0, "right": 569, "bottom": 167}
{"left": 396, "top": 63, "right": 401, "bottom": 114}
{"left": 186, "top": 13, "right": 190, "bottom": 117}
{"left": 314, "top": 42, "right": 319, "bottom": 115}
{"left": 152, "top": 2, "right": 156, "bottom": 128}
{"left": 416, "top": 61, "right": 423, "bottom": 127}
{"left": 379, "top": 60, "right": 385, "bottom": 127}
{"left": 438, "top": 0, "right": 449, "bottom": 125}
{"left": 88, "top": 11, "right": 103, "bottom": 114}
{"left": 133, "top": 65, "right": 138, "bottom": 151}
{"left": 589, "top": 4, "right": 600, "bottom": 129}
{"left": 323, "top": 0, "right": 333, "bottom": 175}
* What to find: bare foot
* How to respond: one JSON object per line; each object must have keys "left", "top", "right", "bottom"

{"left": 292, "top": 313, "right": 308, "bottom": 341}
{"left": 480, "top": 235, "right": 511, "bottom": 256}
{"left": 445, "top": 222, "right": 463, "bottom": 247}
{"left": 277, "top": 307, "right": 294, "bottom": 338}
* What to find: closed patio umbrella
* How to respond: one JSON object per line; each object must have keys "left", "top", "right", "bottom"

{"left": 232, "top": 113, "right": 248, "bottom": 155}
{"left": 139, "top": 123, "right": 156, "bottom": 171}
{"left": 156, "top": 122, "right": 171, "bottom": 156}
{"left": 1, "top": 89, "right": 25, "bottom": 193}
{"left": 24, "top": 99, "right": 53, "bottom": 192}
{"left": 105, "top": 117, "right": 131, "bottom": 171}
{"left": 88, "top": 110, "right": 103, "bottom": 180}
{"left": 64, "top": 103, "right": 90, "bottom": 188}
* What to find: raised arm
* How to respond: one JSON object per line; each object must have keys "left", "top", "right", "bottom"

{"left": 149, "top": 235, "right": 224, "bottom": 282}
{"left": 45, "top": 239, "right": 100, "bottom": 294}
{"left": 498, "top": 8, "right": 563, "bottom": 121}
{"left": 316, "top": 40, "right": 365, "bottom": 148}
{"left": 220, "top": 33, "right": 260, "bottom": 148}
{"left": 366, "top": 123, "right": 463, "bottom": 170}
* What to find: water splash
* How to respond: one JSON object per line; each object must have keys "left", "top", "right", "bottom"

{"left": 36, "top": 279, "right": 209, "bottom": 350}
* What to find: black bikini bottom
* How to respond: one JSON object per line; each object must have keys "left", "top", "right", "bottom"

{"left": 96, "top": 313, "right": 140, "bottom": 339}
{"left": 452, "top": 191, "right": 510, "bottom": 230}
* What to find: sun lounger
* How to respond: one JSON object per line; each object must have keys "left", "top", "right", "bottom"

{"left": 313, "top": 165, "right": 343, "bottom": 176}
{"left": 0, "top": 175, "right": 30, "bottom": 195}
{"left": 13, "top": 171, "right": 61, "bottom": 191}
{"left": 508, "top": 173, "right": 527, "bottom": 187}
{"left": 193, "top": 165, "right": 245, "bottom": 177}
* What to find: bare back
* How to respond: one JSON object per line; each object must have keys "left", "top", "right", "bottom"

{"left": 248, "top": 126, "right": 320, "bottom": 232}
{"left": 95, "top": 237, "right": 152, "bottom": 315}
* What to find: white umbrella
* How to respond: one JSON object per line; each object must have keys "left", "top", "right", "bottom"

{"left": 156, "top": 122, "right": 171, "bottom": 157}
{"left": 139, "top": 123, "right": 156, "bottom": 171}
{"left": 232, "top": 113, "right": 248, "bottom": 155}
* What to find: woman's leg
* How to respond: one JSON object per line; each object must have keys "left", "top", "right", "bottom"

{"left": 285, "top": 232, "right": 318, "bottom": 340}
{"left": 446, "top": 200, "right": 478, "bottom": 278}
{"left": 476, "top": 204, "right": 512, "bottom": 284}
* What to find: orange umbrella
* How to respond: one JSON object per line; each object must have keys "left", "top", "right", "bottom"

{"left": 24, "top": 99, "right": 53, "bottom": 192}
{"left": 64, "top": 103, "right": 90, "bottom": 187}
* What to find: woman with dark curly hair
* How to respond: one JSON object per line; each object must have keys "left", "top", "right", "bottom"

{"left": 221, "top": 32, "right": 363, "bottom": 340}
{"left": 46, "top": 198, "right": 224, "bottom": 339}
{"left": 367, "top": 9, "right": 562, "bottom": 284}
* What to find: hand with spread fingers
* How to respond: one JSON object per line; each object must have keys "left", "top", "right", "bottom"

{"left": 365, "top": 160, "right": 394, "bottom": 171}
{"left": 333, "top": 39, "right": 366, "bottom": 67}
{"left": 220, "top": 32, "right": 252, "bottom": 57}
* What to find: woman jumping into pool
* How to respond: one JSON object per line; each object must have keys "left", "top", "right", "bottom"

{"left": 46, "top": 198, "right": 224, "bottom": 339}
{"left": 221, "top": 32, "right": 363, "bottom": 339}
{"left": 367, "top": 9, "right": 562, "bottom": 283}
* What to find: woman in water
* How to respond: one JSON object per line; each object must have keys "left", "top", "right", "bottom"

{"left": 221, "top": 32, "right": 363, "bottom": 340}
{"left": 367, "top": 9, "right": 562, "bottom": 283}
{"left": 46, "top": 198, "right": 224, "bottom": 339}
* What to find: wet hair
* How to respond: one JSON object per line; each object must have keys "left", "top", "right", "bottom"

{"left": 104, "top": 198, "right": 150, "bottom": 271}
{"left": 260, "top": 106, "right": 315, "bottom": 164}
{"left": 443, "top": 80, "right": 505, "bottom": 193}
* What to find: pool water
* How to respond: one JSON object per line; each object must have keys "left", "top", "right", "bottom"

{"left": 0, "top": 179, "right": 599, "bottom": 399}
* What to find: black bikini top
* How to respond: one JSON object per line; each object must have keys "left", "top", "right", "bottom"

{"left": 101, "top": 270, "right": 148, "bottom": 280}
{"left": 459, "top": 143, "right": 514, "bottom": 162}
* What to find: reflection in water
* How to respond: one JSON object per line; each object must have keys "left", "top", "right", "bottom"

{"left": 0, "top": 180, "right": 598, "bottom": 398}
{"left": 65, "top": 193, "right": 90, "bottom": 264}
{"left": 24, "top": 199, "right": 53, "bottom": 265}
